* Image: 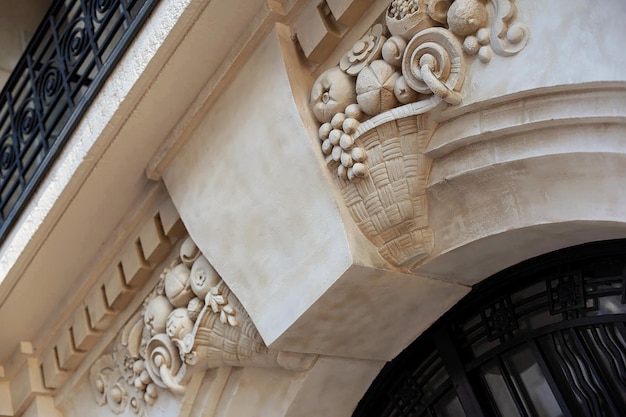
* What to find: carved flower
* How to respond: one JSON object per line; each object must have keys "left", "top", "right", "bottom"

{"left": 310, "top": 67, "right": 356, "bottom": 123}
{"left": 339, "top": 24, "right": 386, "bottom": 76}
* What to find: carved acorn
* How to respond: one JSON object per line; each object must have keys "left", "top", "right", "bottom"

{"left": 356, "top": 60, "right": 400, "bottom": 116}
{"left": 164, "top": 263, "right": 194, "bottom": 308}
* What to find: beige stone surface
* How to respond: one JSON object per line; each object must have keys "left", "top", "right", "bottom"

{"left": 270, "top": 263, "right": 468, "bottom": 359}
{"left": 164, "top": 29, "right": 356, "bottom": 347}
{"left": 285, "top": 356, "right": 385, "bottom": 417}
{"left": 459, "top": 0, "right": 626, "bottom": 107}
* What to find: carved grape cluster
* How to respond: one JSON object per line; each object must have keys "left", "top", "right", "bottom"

{"left": 318, "top": 103, "right": 368, "bottom": 181}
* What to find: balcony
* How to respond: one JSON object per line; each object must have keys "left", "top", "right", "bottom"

{"left": 0, "top": 0, "right": 158, "bottom": 241}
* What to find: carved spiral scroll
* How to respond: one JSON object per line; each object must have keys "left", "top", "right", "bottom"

{"left": 488, "top": 0, "right": 530, "bottom": 57}
{"left": 145, "top": 334, "right": 185, "bottom": 395}
{"left": 402, "top": 27, "right": 464, "bottom": 105}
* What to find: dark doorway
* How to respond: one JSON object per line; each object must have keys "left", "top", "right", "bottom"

{"left": 353, "top": 240, "right": 626, "bottom": 417}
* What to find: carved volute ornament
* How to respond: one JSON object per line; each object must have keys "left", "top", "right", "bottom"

{"left": 310, "top": 0, "right": 529, "bottom": 268}
{"left": 90, "top": 237, "right": 316, "bottom": 415}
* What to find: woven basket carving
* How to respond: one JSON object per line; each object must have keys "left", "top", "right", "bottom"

{"left": 338, "top": 108, "right": 435, "bottom": 267}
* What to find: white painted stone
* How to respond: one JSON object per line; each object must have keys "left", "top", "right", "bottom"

{"left": 164, "top": 29, "right": 354, "bottom": 347}
{"left": 270, "top": 264, "right": 468, "bottom": 359}
{"left": 460, "top": 0, "right": 626, "bottom": 106}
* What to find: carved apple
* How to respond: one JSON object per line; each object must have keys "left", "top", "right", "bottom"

{"left": 310, "top": 67, "right": 356, "bottom": 123}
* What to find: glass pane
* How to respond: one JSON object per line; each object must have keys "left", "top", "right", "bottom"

{"left": 506, "top": 347, "right": 564, "bottom": 417}
{"left": 482, "top": 361, "right": 521, "bottom": 417}
{"left": 433, "top": 390, "right": 466, "bottom": 417}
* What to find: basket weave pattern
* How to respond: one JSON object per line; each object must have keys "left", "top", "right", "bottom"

{"left": 340, "top": 115, "right": 434, "bottom": 266}
{"left": 192, "top": 285, "right": 275, "bottom": 368}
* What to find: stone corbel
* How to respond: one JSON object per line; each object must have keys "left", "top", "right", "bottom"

{"left": 89, "top": 237, "right": 316, "bottom": 416}
{"left": 308, "top": 0, "right": 529, "bottom": 268}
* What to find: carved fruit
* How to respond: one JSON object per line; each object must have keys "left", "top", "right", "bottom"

{"left": 394, "top": 75, "right": 420, "bottom": 104}
{"left": 180, "top": 237, "right": 201, "bottom": 267}
{"left": 166, "top": 308, "right": 194, "bottom": 342}
{"left": 310, "top": 67, "right": 356, "bottom": 123}
{"left": 356, "top": 60, "right": 400, "bottom": 116}
{"left": 386, "top": 0, "right": 438, "bottom": 40}
{"left": 144, "top": 295, "right": 174, "bottom": 336}
{"left": 189, "top": 256, "right": 220, "bottom": 299}
{"left": 382, "top": 36, "right": 407, "bottom": 67}
{"left": 164, "top": 263, "right": 194, "bottom": 308}
{"left": 447, "top": 0, "right": 487, "bottom": 37}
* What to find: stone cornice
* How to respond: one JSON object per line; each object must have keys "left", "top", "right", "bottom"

{"left": 0, "top": 197, "right": 185, "bottom": 416}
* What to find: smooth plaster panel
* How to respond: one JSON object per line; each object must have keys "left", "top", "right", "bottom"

{"left": 270, "top": 264, "right": 469, "bottom": 360}
{"left": 460, "top": 0, "right": 626, "bottom": 106}
{"left": 285, "top": 356, "right": 385, "bottom": 417}
{"left": 164, "top": 29, "right": 354, "bottom": 346}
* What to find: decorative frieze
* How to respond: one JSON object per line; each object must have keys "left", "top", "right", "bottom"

{"left": 90, "top": 237, "right": 316, "bottom": 415}
{"left": 38, "top": 198, "right": 185, "bottom": 394}
{"left": 308, "top": 0, "right": 529, "bottom": 267}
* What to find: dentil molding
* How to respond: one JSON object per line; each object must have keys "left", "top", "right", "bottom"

{"left": 308, "top": 0, "right": 529, "bottom": 268}
{"left": 89, "top": 236, "right": 316, "bottom": 416}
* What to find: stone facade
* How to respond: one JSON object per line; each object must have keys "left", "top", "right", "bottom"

{"left": 0, "top": 0, "right": 625, "bottom": 416}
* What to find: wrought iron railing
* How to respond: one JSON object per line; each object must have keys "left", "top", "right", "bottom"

{"left": 0, "top": 0, "right": 159, "bottom": 241}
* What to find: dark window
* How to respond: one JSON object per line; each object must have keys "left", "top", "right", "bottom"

{"left": 354, "top": 239, "right": 626, "bottom": 417}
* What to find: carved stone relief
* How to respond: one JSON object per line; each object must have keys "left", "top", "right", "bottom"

{"left": 309, "top": 0, "right": 529, "bottom": 268}
{"left": 90, "top": 237, "right": 316, "bottom": 415}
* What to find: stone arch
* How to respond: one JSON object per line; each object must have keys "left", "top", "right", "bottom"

{"left": 353, "top": 238, "right": 626, "bottom": 416}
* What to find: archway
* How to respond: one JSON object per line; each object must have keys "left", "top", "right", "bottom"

{"left": 354, "top": 240, "right": 626, "bottom": 417}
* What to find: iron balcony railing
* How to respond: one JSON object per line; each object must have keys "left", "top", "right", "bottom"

{"left": 0, "top": 0, "right": 159, "bottom": 241}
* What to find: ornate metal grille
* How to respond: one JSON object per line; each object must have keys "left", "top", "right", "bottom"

{"left": 353, "top": 240, "right": 626, "bottom": 417}
{"left": 0, "top": 0, "right": 158, "bottom": 240}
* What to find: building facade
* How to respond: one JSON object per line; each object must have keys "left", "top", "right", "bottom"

{"left": 0, "top": 0, "right": 625, "bottom": 416}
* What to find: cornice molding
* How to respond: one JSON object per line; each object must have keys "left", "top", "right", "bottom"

{"left": 0, "top": 197, "right": 185, "bottom": 416}
{"left": 307, "top": 0, "right": 529, "bottom": 268}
